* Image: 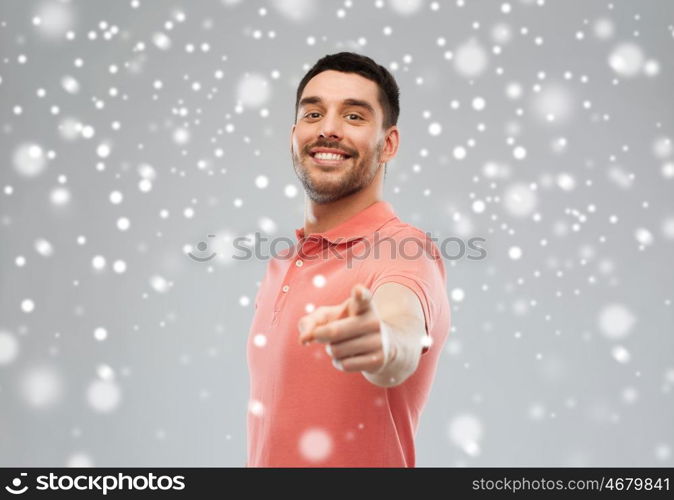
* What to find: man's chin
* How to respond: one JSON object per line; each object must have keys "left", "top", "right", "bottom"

{"left": 306, "top": 182, "right": 364, "bottom": 204}
{"left": 305, "top": 184, "right": 339, "bottom": 201}
{"left": 304, "top": 168, "right": 345, "bottom": 187}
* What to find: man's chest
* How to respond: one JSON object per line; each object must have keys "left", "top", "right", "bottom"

{"left": 246, "top": 249, "right": 374, "bottom": 375}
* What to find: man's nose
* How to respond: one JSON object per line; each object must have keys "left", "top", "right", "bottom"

{"left": 319, "top": 113, "right": 343, "bottom": 139}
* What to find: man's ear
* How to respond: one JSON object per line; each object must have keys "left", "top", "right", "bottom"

{"left": 380, "top": 126, "right": 399, "bottom": 165}
{"left": 290, "top": 124, "right": 296, "bottom": 154}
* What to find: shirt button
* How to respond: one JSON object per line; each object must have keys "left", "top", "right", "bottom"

{"left": 295, "top": 260, "right": 303, "bottom": 267}
{"left": 282, "top": 285, "right": 290, "bottom": 293}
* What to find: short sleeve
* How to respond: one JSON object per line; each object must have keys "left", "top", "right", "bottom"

{"left": 366, "top": 231, "right": 447, "bottom": 356}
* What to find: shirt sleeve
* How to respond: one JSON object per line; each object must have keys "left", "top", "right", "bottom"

{"left": 366, "top": 230, "right": 447, "bottom": 356}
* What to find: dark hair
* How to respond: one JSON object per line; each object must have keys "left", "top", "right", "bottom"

{"left": 294, "top": 52, "right": 400, "bottom": 132}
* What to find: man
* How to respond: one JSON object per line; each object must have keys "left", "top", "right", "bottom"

{"left": 246, "top": 52, "right": 450, "bottom": 467}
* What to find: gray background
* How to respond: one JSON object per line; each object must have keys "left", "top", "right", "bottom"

{"left": 1, "top": 0, "right": 673, "bottom": 467}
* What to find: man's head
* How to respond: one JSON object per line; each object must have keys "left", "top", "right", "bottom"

{"left": 291, "top": 52, "right": 400, "bottom": 204}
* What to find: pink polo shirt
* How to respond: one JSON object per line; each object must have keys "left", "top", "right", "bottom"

{"left": 246, "top": 200, "right": 450, "bottom": 467}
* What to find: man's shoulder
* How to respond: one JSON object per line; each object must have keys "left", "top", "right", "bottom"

{"left": 360, "top": 218, "right": 443, "bottom": 266}
{"left": 373, "top": 218, "right": 440, "bottom": 250}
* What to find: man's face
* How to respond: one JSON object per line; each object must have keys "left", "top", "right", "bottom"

{"left": 291, "top": 70, "right": 396, "bottom": 204}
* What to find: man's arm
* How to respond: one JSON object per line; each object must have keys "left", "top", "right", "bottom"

{"left": 297, "top": 282, "right": 428, "bottom": 387}
{"left": 363, "top": 282, "right": 427, "bottom": 388}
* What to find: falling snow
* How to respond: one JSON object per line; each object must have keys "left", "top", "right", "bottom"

{"left": 0, "top": 0, "right": 672, "bottom": 468}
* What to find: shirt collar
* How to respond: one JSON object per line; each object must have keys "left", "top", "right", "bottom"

{"left": 294, "top": 201, "right": 398, "bottom": 245}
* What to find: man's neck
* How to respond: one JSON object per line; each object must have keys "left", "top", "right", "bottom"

{"left": 303, "top": 192, "right": 382, "bottom": 235}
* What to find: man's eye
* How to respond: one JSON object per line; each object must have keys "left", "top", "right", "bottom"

{"left": 304, "top": 113, "right": 362, "bottom": 120}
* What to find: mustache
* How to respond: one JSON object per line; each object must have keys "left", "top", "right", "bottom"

{"left": 305, "top": 145, "right": 355, "bottom": 157}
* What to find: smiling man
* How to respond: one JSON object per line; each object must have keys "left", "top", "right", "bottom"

{"left": 246, "top": 52, "right": 450, "bottom": 467}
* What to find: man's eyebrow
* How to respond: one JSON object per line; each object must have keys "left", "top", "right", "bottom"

{"left": 299, "top": 96, "right": 376, "bottom": 116}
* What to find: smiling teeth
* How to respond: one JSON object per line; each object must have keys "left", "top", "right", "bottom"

{"left": 315, "top": 152, "right": 346, "bottom": 160}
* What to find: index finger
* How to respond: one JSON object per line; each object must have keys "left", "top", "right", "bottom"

{"left": 297, "top": 304, "right": 342, "bottom": 344}
{"left": 311, "top": 314, "right": 378, "bottom": 344}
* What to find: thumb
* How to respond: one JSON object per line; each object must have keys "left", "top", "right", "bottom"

{"left": 347, "top": 284, "right": 372, "bottom": 317}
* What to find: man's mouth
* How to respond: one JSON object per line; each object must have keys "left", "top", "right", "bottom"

{"left": 309, "top": 151, "right": 352, "bottom": 165}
